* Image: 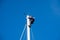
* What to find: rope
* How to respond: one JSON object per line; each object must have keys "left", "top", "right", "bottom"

{"left": 20, "top": 24, "right": 27, "bottom": 40}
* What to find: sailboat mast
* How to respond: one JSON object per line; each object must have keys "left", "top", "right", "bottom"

{"left": 26, "top": 15, "right": 30, "bottom": 40}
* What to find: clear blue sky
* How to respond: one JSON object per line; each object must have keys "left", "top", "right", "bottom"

{"left": 0, "top": 0, "right": 60, "bottom": 40}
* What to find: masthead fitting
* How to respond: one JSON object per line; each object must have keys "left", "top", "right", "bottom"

{"left": 26, "top": 15, "right": 35, "bottom": 28}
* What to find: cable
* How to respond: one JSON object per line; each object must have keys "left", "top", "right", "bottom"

{"left": 31, "top": 28, "right": 35, "bottom": 40}
{"left": 20, "top": 24, "right": 27, "bottom": 40}
{"left": 19, "top": 24, "right": 35, "bottom": 40}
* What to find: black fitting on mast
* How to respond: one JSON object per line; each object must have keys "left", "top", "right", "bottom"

{"left": 28, "top": 16, "right": 35, "bottom": 28}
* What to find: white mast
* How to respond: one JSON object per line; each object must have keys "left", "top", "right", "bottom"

{"left": 26, "top": 15, "right": 30, "bottom": 40}
{"left": 20, "top": 15, "right": 34, "bottom": 40}
{"left": 26, "top": 15, "right": 35, "bottom": 40}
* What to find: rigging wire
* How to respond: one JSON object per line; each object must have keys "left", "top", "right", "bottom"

{"left": 31, "top": 28, "right": 35, "bottom": 40}
{"left": 19, "top": 24, "right": 35, "bottom": 40}
{"left": 20, "top": 24, "right": 27, "bottom": 40}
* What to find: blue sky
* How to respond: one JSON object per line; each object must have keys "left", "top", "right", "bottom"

{"left": 0, "top": 0, "right": 60, "bottom": 40}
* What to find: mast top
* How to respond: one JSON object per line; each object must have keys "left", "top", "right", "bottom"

{"left": 26, "top": 15, "right": 35, "bottom": 28}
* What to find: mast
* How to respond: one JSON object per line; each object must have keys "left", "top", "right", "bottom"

{"left": 26, "top": 15, "right": 30, "bottom": 40}
{"left": 26, "top": 15, "right": 35, "bottom": 40}
{"left": 20, "top": 15, "right": 34, "bottom": 40}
